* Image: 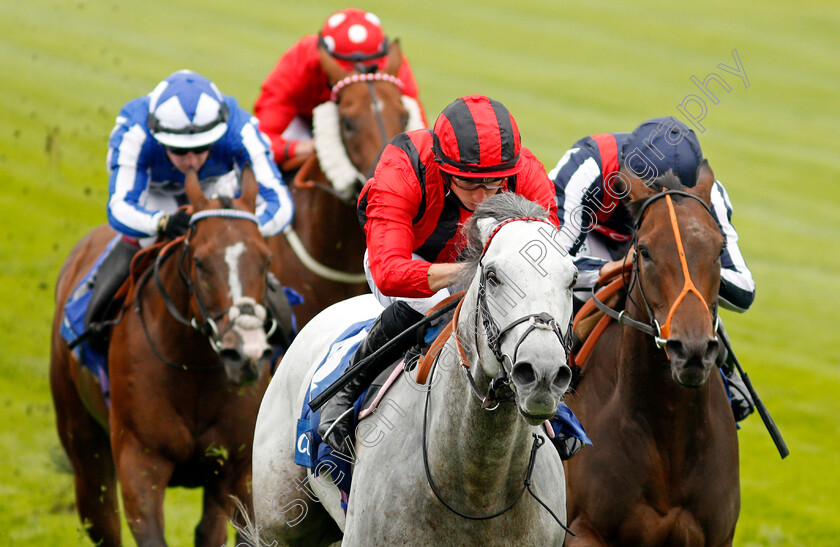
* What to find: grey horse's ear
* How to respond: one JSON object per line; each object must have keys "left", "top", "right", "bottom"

{"left": 475, "top": 217, "right": 498, "bottom": 242}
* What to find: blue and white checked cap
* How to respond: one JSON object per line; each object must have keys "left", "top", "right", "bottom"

{"left": 147, "top": 70, "right": 229, "bottom": 148}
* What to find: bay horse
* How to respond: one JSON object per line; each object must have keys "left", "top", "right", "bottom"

{"left": 50, "top": 167, "right": 274, "bottom": 546}
{"left": 251, "top": 193, "right": 578, "bottom": 546}
{"left": 267, "top": 40, "right": 425, "bottom": 327}
{"left": 564, "top": 161, "right": 739, "bottom": 546}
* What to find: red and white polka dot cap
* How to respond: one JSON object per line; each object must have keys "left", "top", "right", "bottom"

{"left": 318, "top": 8, "right": 389, "bottom": 71}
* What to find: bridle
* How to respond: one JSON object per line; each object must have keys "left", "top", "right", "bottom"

{"left": 421, "top": 217, "right": 573, "bottom": 532}
{"left": 137, "top": 209, "right": 276, "bottom": 370}
{"left": 592, "top": 190, "right": 719, "bottom": 353}
{"left": 460, "top": 217, "right": 573, "bottom": 409}
{"left": 329, "top": 72, "right": 405, "bottom": 181}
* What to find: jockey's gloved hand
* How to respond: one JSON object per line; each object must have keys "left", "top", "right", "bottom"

{"left": 158, "top": 209, "right": 192, "bottom": 239}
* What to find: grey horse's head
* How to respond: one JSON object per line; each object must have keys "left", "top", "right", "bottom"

{"left": 458, "top": 193, "right": 577, "bottom": 423}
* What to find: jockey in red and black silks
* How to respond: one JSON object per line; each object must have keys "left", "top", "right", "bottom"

{"left": 358, "top": 98, "right": 559, "bottom": 301}
{"left": 317, "top": 95, "right": 560, "bottom": 456}
{"left": 254, "top": 8, "right": 427, "bottom": 166}
{"left": 549, "top": 117, "right": 755, "bottom": 313}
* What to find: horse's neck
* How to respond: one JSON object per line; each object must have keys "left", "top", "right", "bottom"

{"left": 292, "top": 186, "right": 365, "bottom": 260}
{"left": 424, "top": 323, "right": 533, "bottom": 508}
{"left": 148, "top": 249, "right": 203, "bottom": 340}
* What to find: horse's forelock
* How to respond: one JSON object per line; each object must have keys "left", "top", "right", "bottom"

{"left": 218, "top": 195, "right": 233, "bottom": 209}
{"left": 626, "top": 171, "right": 686, "bottom": 221}
{"left": 455, "top": 193, "right": 548, "bottom": 286}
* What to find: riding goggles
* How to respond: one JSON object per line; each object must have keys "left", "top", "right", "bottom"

{"left": 450, "top": 176, "right": 508, "bottom": 191}
{"left": 166, "top": 144, "right": 212, "bottom": 156}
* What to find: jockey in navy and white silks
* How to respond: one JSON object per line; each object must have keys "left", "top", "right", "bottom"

{"left": 549, "top": 116, "right": 757, "bottom": 424}
{"left": 107, "top": 70, "right": 293, "bottom": 243}
{"left": 548, "top": 116, "right": 755, "bottom": 313}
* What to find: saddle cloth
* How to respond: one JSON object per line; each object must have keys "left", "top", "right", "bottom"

{"left": 294, "top": 313, "right": 593, "bottom": 505}
{"left": 295, "top": 318, "right": 376, "bottom": 495}
{"left": 59, "top": 235, "right": 121, "bottom": 405}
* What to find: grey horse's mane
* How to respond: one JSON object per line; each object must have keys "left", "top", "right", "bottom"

{"left": 455, "top": 193, "right": 549, "bottom": 287}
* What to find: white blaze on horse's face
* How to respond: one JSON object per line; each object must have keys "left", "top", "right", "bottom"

{"left": 476, "top": 220, "right": 576, "bottom": 423}
{"left": 225, "top": 242, "right": 246, "bottom": 301}
{"left": 221, "top": 241, "right": 270, "bottom": 374}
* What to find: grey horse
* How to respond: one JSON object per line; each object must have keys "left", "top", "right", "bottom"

{"left": 252, "top": 193, "right": 578, "bottom": 546}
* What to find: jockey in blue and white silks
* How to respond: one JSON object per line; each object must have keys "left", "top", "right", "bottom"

{"left": 107, "top": 70, "right": 293, "bottom": 243}
{"left": 548, "top": 116, "right": 757, "bottom": 424}
{"left": 84, "top": 70, "right": 293, "bottom": 334}
{"left": 548, "top": 117, "right": 755, "bottom": 313}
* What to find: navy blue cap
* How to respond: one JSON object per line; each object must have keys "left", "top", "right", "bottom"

{"left": 622, "top": 116, "right": 703, "bottom": 186}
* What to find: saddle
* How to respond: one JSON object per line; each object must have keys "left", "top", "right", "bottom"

{"left": 570, "top": 262, "right": 632, "bottom": 369}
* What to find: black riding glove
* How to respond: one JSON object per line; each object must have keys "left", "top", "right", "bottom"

{"left": 157, "top": 209, "right": 192, "bottom": 239}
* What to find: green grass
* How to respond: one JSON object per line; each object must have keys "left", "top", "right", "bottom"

{"left": 1, "top": 0, "right": 838, "bottom": 544}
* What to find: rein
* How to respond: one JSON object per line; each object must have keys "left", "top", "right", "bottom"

{"left": 421, "top": 360, "right": 570, "bottom": 533}
{"left": 282, "top": 225, "right": 367, "bottom": 284}
{"left": 591, "top": 190, "right": 719, "bottom": 352}
{"left": 418, "top": 216, "right": 574, "bottom": 532}
{"left": 137, "top": 209, "right": 273, "bottom": 370}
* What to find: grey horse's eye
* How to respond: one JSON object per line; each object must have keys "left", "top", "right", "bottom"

{"left": 486, "top": 270, "right": 500, "bottom": 287}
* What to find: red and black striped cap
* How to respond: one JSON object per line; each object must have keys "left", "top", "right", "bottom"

{"left": 432, "top": 95, "right": 523, "bottom": 178}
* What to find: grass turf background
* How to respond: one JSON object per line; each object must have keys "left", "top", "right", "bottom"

{"left": 0, "top": 0, "right": 838, "bottom": 544}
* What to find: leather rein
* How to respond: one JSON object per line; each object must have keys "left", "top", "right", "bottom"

{"left": 591, "top": 190, "right": 719, "bottom": 352}
{"left": 420, "top": 217, "right": 573, "bottom": 532}
{"left": 135, "top": 209, "right": 275, "bottom": 371}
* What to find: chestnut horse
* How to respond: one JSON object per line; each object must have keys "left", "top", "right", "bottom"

{"left": 50, "top": 167, "right": 273, "bottom": 546}
{"left": 268, "top": 40, "right": 425, "bottom": 327}
{"left": 564, "top": 161, "right": 739, "bottom": 546}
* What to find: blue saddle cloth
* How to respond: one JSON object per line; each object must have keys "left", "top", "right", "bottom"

{"left": 58, "top": 235, "right": 120, "bottom": 406}
{"left": 295, "top": 318, "right": 376, "bottom": 496}
{"left": 294, "top": 317, "right": 592, "bottom": 503}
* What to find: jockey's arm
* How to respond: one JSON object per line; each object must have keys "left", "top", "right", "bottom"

{"left": 427, "top": 263, "right": 466, "bottom": 293}
{"left": 548, "top": 148, "right": 602, "bottom": 256}
{"left": 710, "top": 180, "right": 756, "bottom": 312}
{"left": 106, "top": 105, "right": 162, "bottom": 239}
{"left": 227, "top": 104, "right": 294, "bottom": 237}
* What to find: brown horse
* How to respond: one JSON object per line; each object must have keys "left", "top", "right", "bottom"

{"left": 564, "top": 161, "right": 740, "bottom": 546}
{"left": 268, "top": 40, "right": 423, "bottom": 327}
{"left": 50, "top": 167, "right": 273, "bottom": 546}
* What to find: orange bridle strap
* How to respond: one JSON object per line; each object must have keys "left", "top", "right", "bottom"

{"left": 658, "top": 194, "right": 712, "bottom": 340}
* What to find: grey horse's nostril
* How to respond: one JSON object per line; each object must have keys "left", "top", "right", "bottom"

{"left": 553, "top": 365, "right": 572, "bottom": 391}
{"left": 511, "top": 362, "right": 537, "bottom": 387}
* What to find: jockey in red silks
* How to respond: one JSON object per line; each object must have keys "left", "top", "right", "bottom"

{"left": 317, "top": 95, "right": 560, "bottom": 454}
{"left": 254, "top": 8, "right": 427, "bottom": 169}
